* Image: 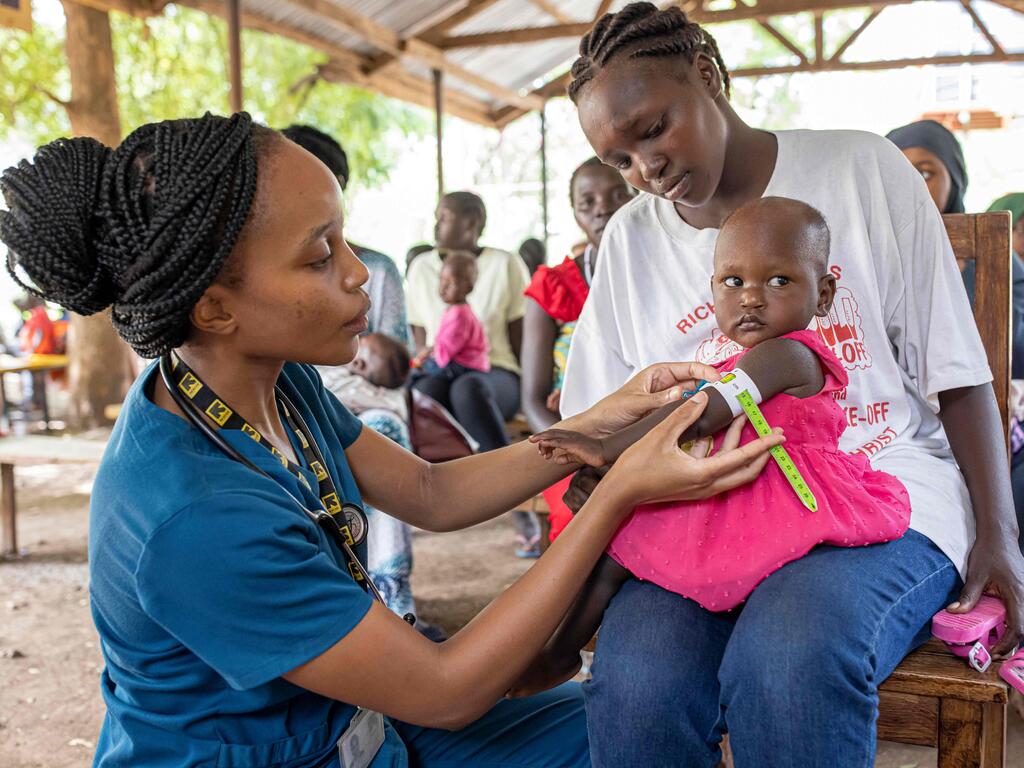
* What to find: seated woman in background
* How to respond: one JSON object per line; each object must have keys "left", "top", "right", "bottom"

{"left": 521, "top": 157, "right": 634, "bottom": 540}
{"left": 281, "top": 124, "right": 411, "bottom": 349}
{"left": 407, "top": 192, "right": 535, "bottom": 555}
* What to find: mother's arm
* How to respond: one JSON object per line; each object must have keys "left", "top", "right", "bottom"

{"left": 287, "top": 396, "right": 782, "bottom": 729}
{"left": 521, "top": 299, "right": 560, "bottom": 433}
{"left": 346, "top": 360, "right": 721, "bottom": 532}
{"left": 940, "top": 385, "right": 1024, "bottom": 655}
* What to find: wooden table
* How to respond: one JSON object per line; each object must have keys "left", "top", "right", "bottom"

{"left": 0, "top": 354, "right": 69, "bottom": 433}
{"left": 0, "top": 434, "right": 106, "bottom": 558}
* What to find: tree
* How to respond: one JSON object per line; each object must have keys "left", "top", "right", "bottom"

{"left": 58, "top": 0, "right": 133, "bottom": 429}
{"left": 1, "top": 1, "right": 427, "bottom": 427}
{"left": 1, "top": 3, "right": 426, "bottom": 189}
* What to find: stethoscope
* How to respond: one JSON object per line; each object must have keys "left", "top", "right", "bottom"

{"left": 158, "top": 355, "right": 414, "bottom": 624}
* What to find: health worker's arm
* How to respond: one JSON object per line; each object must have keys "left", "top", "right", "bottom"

{"left": 534, "top": 337, "right": 822, "bottom": 467}
{"left": 286, "top": 396, "right": 783, "bottom": 730}
{"left": 346, "top": 361, "right": 720, "bottom": 532}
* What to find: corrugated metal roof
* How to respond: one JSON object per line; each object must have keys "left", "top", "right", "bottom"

{"left": 222, "top": 0, "right": 629, "bottom": 123}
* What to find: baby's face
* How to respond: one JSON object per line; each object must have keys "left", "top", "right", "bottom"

{"left": 347, "top": 337, "right": 393, "bottom": 387}
{"left": 712, "top": 220, "right": 833, "bottom": 348}
{"left": 439, "top": 262, "right": 474, "bottom": 304}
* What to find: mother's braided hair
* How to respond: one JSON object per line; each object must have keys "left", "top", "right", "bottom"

{"left": 568, "top": 2, "right": 731, "bottom": 104}
{"left": 0, "top": 112, "right": 273, "bottom": 357}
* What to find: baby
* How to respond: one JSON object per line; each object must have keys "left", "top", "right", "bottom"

{"left": 319, "top": 332, "right": 411, "bottom": 421}
{"left": 517, "top": 197, "right": 912, "bottom": 693}
{"left": 414, "top": 251, "right": 490, "bottom": 380}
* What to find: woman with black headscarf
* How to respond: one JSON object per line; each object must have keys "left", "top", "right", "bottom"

{"left": 888, "top": 120, "right": 1024, "bottom": 550}
{"left": 888, "top": 119, "right": 1024, "bottom": 378}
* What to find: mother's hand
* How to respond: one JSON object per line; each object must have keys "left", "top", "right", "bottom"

{"left": 576, "top": 361, "right": 722, "bottom": 438}
{"left": 609, "top": 393, "right": 784, "bottom": 507}
{"left": 947, "top": 533, "right": 1024, "bottom": 657}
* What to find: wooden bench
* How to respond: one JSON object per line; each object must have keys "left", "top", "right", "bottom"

{"left": 0, "top": 435, "right": 107, "bottom": 558}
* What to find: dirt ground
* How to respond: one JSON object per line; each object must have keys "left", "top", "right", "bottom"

{"left": 0, "top": 460, "right": 1021, "bottom": 767}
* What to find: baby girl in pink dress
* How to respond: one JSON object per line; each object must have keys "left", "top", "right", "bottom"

{"left": 514, "top": 196, "right": 911, "bottom": 694}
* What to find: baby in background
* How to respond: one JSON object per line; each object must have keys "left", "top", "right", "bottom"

{"left": 413, "top": 251, "right": 490, "bottom": 379}
{"left": 318, "top": 332, "right": 411, "bottom": 421}
{"left": 513, "top": 196, "right": 912, "bottom": 695}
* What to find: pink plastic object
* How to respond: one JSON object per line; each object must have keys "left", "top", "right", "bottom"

{"left": 931, "top": 595, "right": 1007, "bottom": 658}
{"left": 1000, "top": 650, "right": 1024, "bottom": 695}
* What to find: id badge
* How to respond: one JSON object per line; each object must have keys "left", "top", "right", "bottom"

{"left": 337, "top": 708, "right": 385, "bottom": 768}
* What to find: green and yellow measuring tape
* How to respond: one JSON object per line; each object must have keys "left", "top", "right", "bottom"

{"left": 688, "top": 379, "right": 818, "bottom": 512}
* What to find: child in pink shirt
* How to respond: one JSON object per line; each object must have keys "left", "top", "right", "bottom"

{"left": 415, "top": 252, "right": 490, "bottom": 381}
{"left": 514, "top": 197, "right": 911, "bottom": 694}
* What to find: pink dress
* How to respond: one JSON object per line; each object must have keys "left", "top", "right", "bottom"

{"left": 433, "top": 303, "right": 490, "bottom": 371}
{"left": 607, "top": 330, "right": 911, "bottom": 612}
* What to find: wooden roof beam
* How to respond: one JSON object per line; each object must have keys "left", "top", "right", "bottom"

{"left": 757, "top": 19, "right": 809, "bottom": 64}
{"left": 283, "top": 0, "right": 543, "bottom": 111}
{"left": 682, "top": 0, "right": 914, "bottom": 24}
{"left": 492, "top": 69, "right": 571, "bottom": 129}
{"left": 529, "top": 0, "right": 575, "bottom": 24}
{"left": 829, "top": 7, "right": 882, "bottom": 61}
{"left": 959, "top": 0, "right": 1005, "bottom": 56}
{"left": 731, "top": 50, "right": 1024, "bottom": 77}
{"left": 172, "top": 0, "right": 366, "bottom": 69}
{"left": 320, "top": 59, "right": 498, "bottom": 128}
{"left": 988, "top": 0, "right": 1024, "bottom": 14}
{"left": 593, "top": 0, "right": 614, "bottom": 19}
{"left": 366, "top": 0, "right": 505, "bottom": 74}
{"left": 438, "top": 22, "right": 591, "bottom": 48}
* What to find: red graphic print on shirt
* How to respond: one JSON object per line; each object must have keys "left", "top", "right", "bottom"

{"left": 695, "top": 328, "right": 744, "bottom": 366}
{"left": 813, "top": 286, "right": 873, "bottom": 371}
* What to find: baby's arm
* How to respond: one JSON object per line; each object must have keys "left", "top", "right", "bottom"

{"left": 535, "top": 337, "right": 824, "bottom": 467}
{"left": 506, "top": 554, "right": 632, "bottom": 698}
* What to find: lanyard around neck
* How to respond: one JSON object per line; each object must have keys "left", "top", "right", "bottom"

{"left": 165, "top": 354, "right": 368, "bottom": 549}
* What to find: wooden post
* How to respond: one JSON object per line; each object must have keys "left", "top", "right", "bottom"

{"left": 1, "top": 463, "right": 16, "bottom": 558}
{"left": 433, "top": 68, "right": 444, "bottom": 200}
{"left": 227, "top": 0, "right": 243, "bottom": 112}
{"left": 539, "top": 103, "right": 549, "bottom": 245}
{"left": 60, "top": 1, "right": 131, "bottom": 429}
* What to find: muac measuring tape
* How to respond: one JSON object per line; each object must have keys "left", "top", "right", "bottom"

{"left": 687, "top": 372, "right": 818, "bottom": 512}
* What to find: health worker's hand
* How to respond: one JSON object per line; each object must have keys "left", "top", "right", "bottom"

{"left": 574, "top": 361, "right": 721, "bottom": 438}
{"left": 605, "top": 393, "right": 784, "bottom": 508}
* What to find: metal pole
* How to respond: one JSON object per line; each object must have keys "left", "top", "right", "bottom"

{"left": 228, "top": 0, "right": 243, "bottom": 113}
{"left": 540, "top": 102, "right": 549, "bottom": 246}
{"left": 432, "top": 68, "right": 444, "bottom": 201}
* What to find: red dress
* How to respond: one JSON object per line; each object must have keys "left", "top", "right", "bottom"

{"left": 524, "top": 257, "right": 591, "bottom": 540}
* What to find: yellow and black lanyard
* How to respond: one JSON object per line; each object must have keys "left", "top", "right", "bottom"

{"left": 159, "top": 353, "right": 412, "bottom": 623}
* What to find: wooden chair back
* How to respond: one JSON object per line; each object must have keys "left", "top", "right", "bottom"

{"left": 943, "top": 212, "right": 1013, "bottom": 445}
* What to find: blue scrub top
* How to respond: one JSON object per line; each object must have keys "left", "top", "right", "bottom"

{"left": 89, "top": 362, "right": 406, "bottom": 767}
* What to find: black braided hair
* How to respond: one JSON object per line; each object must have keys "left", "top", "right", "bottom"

{"left": 568, "top": 2, "right": 731, "bottom": 104}
{"left": 281, "top": 124, "right": 349, "bottom": 190}
{"left": 0, "top": 112, "right": 276, "bottom": 358}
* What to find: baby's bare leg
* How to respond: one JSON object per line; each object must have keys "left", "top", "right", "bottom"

{"left": 507, "top": 554, "right": 632, "bottom": 697}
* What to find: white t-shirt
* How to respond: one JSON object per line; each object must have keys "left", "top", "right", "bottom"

{"left": 406, "top": 247, "right": 530, "bottom": 374}
{"left": 561, "top": 129, "right": 992, "bottom": 578}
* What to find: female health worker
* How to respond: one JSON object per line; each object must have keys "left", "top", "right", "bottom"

{"left": 0, "top": 113, "right": 783, "bottom": 767}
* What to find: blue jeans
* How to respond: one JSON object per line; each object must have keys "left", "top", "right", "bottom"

{"left": 584, "top": 530, "right": 961, "bottom": 768}
{"left": 392, "top": 682, "right": 590, "bottom": 767}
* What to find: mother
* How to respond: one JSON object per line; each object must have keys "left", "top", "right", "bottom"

{"left": 0, "top": 114, "right": 782, "bottom": 767}
{"left": 558, "top": 4, "right": 1024, "bottom": 766}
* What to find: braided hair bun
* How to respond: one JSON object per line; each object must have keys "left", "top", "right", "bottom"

{"left": 0, "top": 112, "right": 264, "bottom": 357}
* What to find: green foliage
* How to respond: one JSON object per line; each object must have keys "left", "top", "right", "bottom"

{"left": 0, "top": 4, "right": 426, "bottom": 187}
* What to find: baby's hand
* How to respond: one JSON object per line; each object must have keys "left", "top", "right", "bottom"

{"left": 530, "top": 429, "right": 608, "bottom": 467}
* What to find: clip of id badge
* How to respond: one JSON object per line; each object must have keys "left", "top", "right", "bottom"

{"left": 338, "top": 708, "right": 385, "bottom": 768}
